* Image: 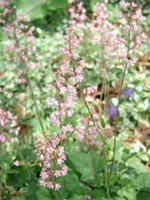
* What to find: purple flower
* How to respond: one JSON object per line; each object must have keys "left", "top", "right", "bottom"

{"left": 121, "top": 87, "right": 133, "bottom": 98}
{"left": 107, "top": 104, "right": 118, "bottom": 119}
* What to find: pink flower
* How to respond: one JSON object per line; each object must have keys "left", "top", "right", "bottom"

{"left": 61, "top": 165, "right": 68, "bottom": 176}
{"left": 83, "top": 86, "right": 97, "bottom": 95}
{"left": 3, "top": 8, "right": 10, "bottom": 16}
{"left": 43, "top": 160, "right": 51, "bottom": 168}
{"left": 0, "top": 134, "right": 5, "bottom": 143}
{"left": 57, "top": 155, "right": 66, "bottom": 165}
{"left": 34, "top": 135, "right": 68, "bottom": 190}
{"left": 62, "top": 124, "right": 73, "bottom": 133}
{"left": 46, "top": 182, "right": 57, "bottom": 190}
{"left": 14, "top": 160, "right": 20, "bottom": 166}
{"left": 54, "top": 170, "right": 61, "bottom": 177}
{"left": 39, "top": 179, "right": 47, "bottom": 187}
{"left": 55, "top": 183, "right": 61, "bottom": 191}
{"left": 46, "top": 98, "right": 58, "bottom": 107}
{"left": 85, "top": 195, "right": 91, "bottom": 200}
{"left": 76, "top": 126, "right": 85, "bottom": 142}
{"left": 0, "top": 0, "right": 8, "bottom": 7}
{"left": 132, "top": 9, "right": 143, "bottom": 20}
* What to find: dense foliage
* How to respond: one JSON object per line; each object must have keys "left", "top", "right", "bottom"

{"left": 0, "top": 0, "right": 150, "bottom": 200}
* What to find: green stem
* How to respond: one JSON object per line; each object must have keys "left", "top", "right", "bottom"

{"left": 26, "top": 72, "right": 45, "bottom": 132}
{"left": 0, "top": 142, "right": 2, "bottom": 200}
{"left": 71, "top": 61, "right": 111, "bottom": 199}
{"left": 90, "top": 148, "right": 99, "bottom": 186}
{"left": 68, "top": 28, "right": 111, "bottom": 198}
{"left": 103, "top": 144, "right": 111, "bottom": 200}
{"left": 53, "top": 190, "right": 58, "bottom": 200}
{"left": 63, "top": 177, "right": 67, "bottom": 194}
{"left": 109, "top": 5, "right": 132, "bottom": 179}
{"left": 84, "top": 102, "right": 111, "bottom": 199}
{"left": 53, "top": 159, "right": 58, "bottom": 200}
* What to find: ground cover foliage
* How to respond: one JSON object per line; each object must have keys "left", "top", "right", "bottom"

{"left": 0, "top": 0, "right": 150, "bottom": 199}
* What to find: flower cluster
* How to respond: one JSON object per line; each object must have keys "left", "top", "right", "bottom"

{"left": 76, "top": 113, "right": 101, "bottom": 148}
{"left": 0, "top": 108, "right": 17, "bottom": 144}
{"left": 46, "top": 27, "right": 86, "bottom": 126}
{"left": 69, "top": 1, "right": 87, "bottom": 29}
{"left": 0, "top": 108, "right": 17, "bottom": 128}
{"left": 1, "top": 0, "right": 147, "bottom": 194}
{"left": 34, "top": 134, "right": 67, "bottom": 190}
{"left": 0, "top": 0, "right": 9, "bottom": 24}
{"left": 118, "top": 0, "right": 146, "bottom": 64}
{"left": 37, "top": 21, "right": 86, "bottom": 189}
{"left": 89, "top": 2, "right": 119, "bottom": 65}
{"left": 0, "top": 133, "right": 6, "bottom": 143}
{"left": 107, "top": 1, "right": 146, "bottom": 118}
{"left": 0, "top": 0, "right": 39, "bottom": 85}
{"left": 83, "top": 86, "right": 97, "bottom": 96}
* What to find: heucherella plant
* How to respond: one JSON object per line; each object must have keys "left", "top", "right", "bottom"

{"left": 0, "top": 107, "right": 18, "bottom": 199}
{"left": 0, "top": 0, "right": 148, "bottom": 199}
{"left": 0, "top": 0, "right": 39, "bottom": 87}
{"left": 34, "top": 134, "right": 67, "bottom": 190}
{"left": 34, "top": 26, "right": 86, "bottom": 191}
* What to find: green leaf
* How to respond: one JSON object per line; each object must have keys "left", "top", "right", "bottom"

{"left": 90, "top": 0, "right": 104, "bottom": 9}
{"left": 108, "top": 67, "right": 122, "bottom": 74}
{"left": 137, "top": 191, "right": 150, "bottom": 200}
{"left": 47, "top": 0, "right": 68, "bottom": 10}
{"left": 100, "top": 117, "right": 106, "bottom": 128}
{"left": 12, "top": 197, "right": 26, "bottom": 200}
{"left": 7, "top": 166, "right": 30, "bottom": 188}
{"left": 126, "top": 157, "right": 147, "bottom": 173}
{"left": 67, "top": 150, "right": 104, "bottom": 184}
{"left": 117, "top": 186, "right": 136, "bottom": 200}
{"left": 28, "top": 4, "right": 47, "bottom": 21}
{"left": 136, "top": 173, "right": 150, "bottom": 191}
{"left": 69, "top": 194, "right": 84, "bottom": 200}
{"left": 17, "top": 0, "right": 47, "bottom": 20}
{"left": 36, "top": 185, "right": 50, "bottom": 200}
{"left": 17, "top": 0, "right": 45, "bottom": 11}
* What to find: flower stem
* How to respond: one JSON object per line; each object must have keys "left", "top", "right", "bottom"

{"left": 0, "top": 143, "right": 2, "bottom": 200}
{"left": 71, "top": 60, "right": 111, "bottom": 199}
{"left": 26, "top": 72, "right": 45, "bottom": 132}
{"left": 109, "top": 4, "right": 132, "bottom": 179}
{"left": 103, "top": 144, "right": 111, "bottom": 200}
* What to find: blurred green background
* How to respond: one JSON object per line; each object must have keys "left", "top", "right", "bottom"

{"left": 11, "top": 0, "right": 150, "bottom": 31}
